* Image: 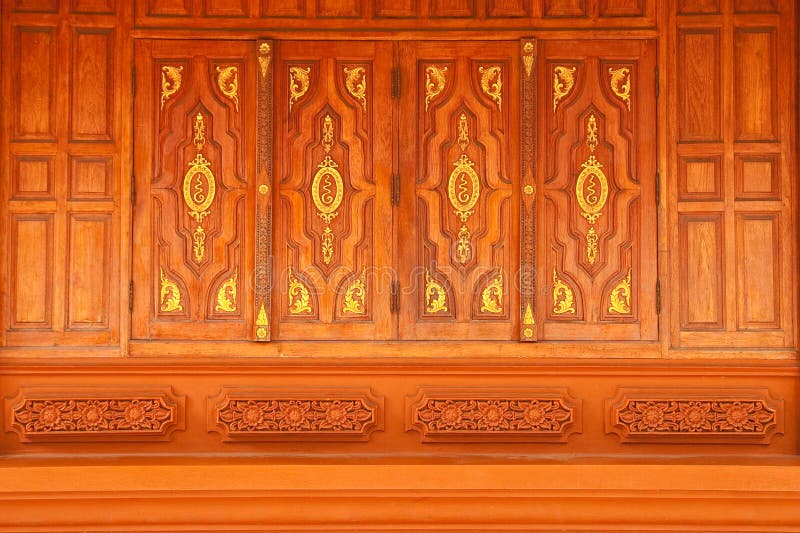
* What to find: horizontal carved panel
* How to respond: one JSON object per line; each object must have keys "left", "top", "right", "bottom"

{"left": 606, "top": 389, "right": 783, "bottom": 444}
{"left": 5, "top": 388, "right": 185, "bottom": 443}
{"left": 406, "top": 388, "right": 581, "bottom": 443}
{"left": 209, "top": 388, "right": 383, "bottom": 442}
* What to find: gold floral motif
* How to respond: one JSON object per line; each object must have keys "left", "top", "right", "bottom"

{"left": 576, "top": 114, "right": 609, "bottom": 265}
{"left": 608, "top": 66, "right": 632, "bottom": 111}
{"left": 523, "top": 184, "right": 535, "bottom": 196}
{"left": 552, "top": 65, "right": 576, "bottom": 112}
{"left": 342, "top": 269, "right": 367, "bottom": 315}
{"left": 425, "top": 269, "right": 448, "bottom": 314}
{"left": 192, "top": 226, "right": 206, "bottom": 263}
{"left": 216, "top": 66, "right": 239, "bottom": 112}
{"left": 456, "top": 225, "right": 471, "bottom": 265}
{"left": 448, "top": 154, "right": 480, "bottom": 221}
{"left": 289, "top": 66, "right": 311, "bottom": 111}
{"left": 552, "top": 268, "right": 576, "bottom": 315}
{"left": 424, "top": 65, "right": 448, "bottom": 112}
{"left": 586, "top": 114, "right": 598, "bottom": 152}
{"left": 159, "top": 268, "right": 183, "bottom": 312}
{"left": 312, "top": 115, "right": 344, "bottom": 265}
{"left": 608, "top": 269, "right": 632, "bottom": 314}
{"left": 160, "top": 65, "right": 183, "bottom": 110}
{"left": 343, "top": 66, "right": 367, "bottom": 111}
{"left": 321, "top": 114, "right": 334, "bottom": 154}
{"left": 457, "top": 113, "right": 470, "bottom": 152}
{"left": 183, "top": 113, "right": 216, "bottom": 264}
{"left": 215, "top": 272, "right": 238, "bottom": 312}
{"left": 287, "top": 267, "right": 312, "bottom": 315}
{"left": 255, "top": 302, "right": 269, "bottom": 340}
{"left": 586, "top": 227, "right": 599, "bottom": 264}
{"left": 522, "top": 303, "right": 535, "bottom": 339}
{"left": 522, "top": 40, "right": 535, "bottom": 78}
{"left": 479, "top": 65, "right": 503, "bottom": 111}
{"left": 258, "top": 43, "right": 271, "bottom": 79}
{"left": 480, "top": 268, "right": 504, "bottom": 314}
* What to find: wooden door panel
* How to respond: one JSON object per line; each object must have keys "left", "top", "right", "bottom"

{"left": 537, "top": 40, "right": 657, "bottom": 341}
{"left": 133, "top": 40, "right": 255, "bottom": 340}
{"left": 273, "top": 41, "right": 393, "bottom": 340}
{"left": 398, "top": 41, "right": 519, "bottom": 340}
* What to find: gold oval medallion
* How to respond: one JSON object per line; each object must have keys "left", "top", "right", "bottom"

{"left": 447, "top": 154, "right": 480, "bottom": 218}
{"left": 311, "top": 155, "right": 344, "bottom": 218}
{"left": 575, "top": 155, "right": 608, "bottom": 223}
{"left": 182, "top": 154, "right": 216, "bottom": 222}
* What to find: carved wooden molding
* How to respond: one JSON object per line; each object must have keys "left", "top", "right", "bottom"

{"left": 606, "top": 388, "right": 784, "bottom": 444}
{"left": 208, "top": 388, "right": 383, "bottom": 442}
{"left": 406, "top": 388, "right": 581, "bottom": 443}
{"left": 5, "top": 388, "right": 185, "bottom": 443}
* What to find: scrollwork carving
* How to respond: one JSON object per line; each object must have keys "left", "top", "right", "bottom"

{"left": 160, "top": 65, "right": 183, "bottom": 110}
{"left": 480, "top": 268, "right": 503, "bottom": 314}
{"left": 343, "top": 66, "right": 367, "bottom": 111}
{"left": 479, "top": 65, "right": 502, "bottom": 111}
{"left": 552, "top": 268, "right": 576, "bottom": 315}
{"left": 287, "top": 267, "right": 312, "bottom": 315}
{"left": 215, "top": 272, "right": 238, "bottom": 312}
{"left": 159, "top": 267, "right": 183, "bottom": 313}
{"left": 215, "top": 65, "right": 239, "bottom": 111}
{"left": 288, "top": 66, "right": 311, "bottom": 111}
{"left": 552, "top": 65, "right": 576, "bottom": 112}
{"left": 425, "top": 268, "right": 448, "bottom": 314}
{"left": 608, "top": 66, "right": 632, "bottom": 111}
{"left": 608, "top": 269, "right": 632, "bottom": 314}
{"left": 424, "top": 65, "right": 448, "bottom": 112}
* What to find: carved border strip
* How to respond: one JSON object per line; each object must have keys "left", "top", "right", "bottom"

{"left": 254, "top": 39, "right": 274, "bottom": 341}
{"left": 606, "top": 388, "right": 784, "bottom": 444}
{"left": 406, "top": 387, "right": 581, "bottom": 443}
{"left": 520, "top": 38, "right": 537, "bottom": 341}
{"left": 209, "top": 388, "right": 384, "bottom": 442}
{"left": 5, "top": 388, "right": 185, "bottom": 443}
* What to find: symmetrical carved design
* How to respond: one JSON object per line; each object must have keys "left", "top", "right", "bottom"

{"left": 522, "top": 303, "right": 535, "bottom": 339}
{"left": 342, "top": 269, "right": 367, "bottom": 315}
{"left": 425, "top": 268, "right": 449, "bottom": 314}
{"left": 160, "top": 65, "right": 183, "bottom": 110}
{"left": 448, "top": 114, "right": 480, "bottom": 265}
{"left": 5, "top": 388, "right": 185, "bottom": 443}
{"left": 480, "top": 268, "right": 504, "bottom": 314}
{"left": 522, "top": 40, "right": 535, "bottom": 78}
{"left": 552, "top": 65, "right": 576, "bottom": 111}
{"left": 520, "top": 38, "right": 537, "bottom": 341}
{"left": 215, "top": 65, "right": 239, "bottom": 111}
{"left": 407, "top": 388, "right": 581, "bottom": 443}
{"left": 424, "top": 65, "right": 448, "bottom": 111}
{"left": 183, "top": 113, "right": 216, "bottom": 264}
{"left": 608, "top": 269, "right": 631, "bottom": 314}
{"left": 288, "top": 65, "right": 311, "bottom": 111}
{"left": 608, "top": 66, "right": 632, "bottom": 111}
{"left": 606, "top": 389, "right": 784, "bottom": 444}
{"left": 215, "top": 272, "right": 237, "bottom": 312}
{"left": 478, "top": 65, "right": 502, "bottom": 110}
{"left": 258, "top": 42, "right": 271, "bottom": 79}
{"left": 312, "top": 115, "right": 344, "bottom": 265}
{"left": 255, "top": 302, "right": 269, "bottom": 339}
{"left": 209, "top": 388, "right": 383, "bottom": 442}
{"left": 343, "top": 66, "right": 367, "bottom": 111}
{"left": 159, "top": 267, "right": 183, "bottom": 312}
{"left": 287, "top": 267, "right": 313, "bottom": 315}
{"left": 575, "top": 114, "right": 609, "bottom": 264}
{"left": 552, "top": 268, "right": 576, "bottom": 315}
{"left": 255, "top": 39, "right": 274, "bottom": 341}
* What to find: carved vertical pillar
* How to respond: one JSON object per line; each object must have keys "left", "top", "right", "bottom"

{"left": 520, "top": 38, "right": 537, "bottom": 341}
{"left": 255, "top": 39, "right": 274, "bottom": 341}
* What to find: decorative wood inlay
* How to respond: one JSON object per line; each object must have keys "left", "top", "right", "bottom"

{"left": 160, "top": 65, "right": 183, "bottom": 110}
{"left": 215, "top": 272, "right": 238, "bottom": 312}
{"left": 424, "top": 268, "right": 449, "bottom": 314}
{"left": 608, "top": 66, "right": 632, "bottom": 110}
{"left": 552, "top": 268, "right": 576, "bottom": 315}
{"left": 5, "top": 388, "right": 184, "bottom": 443}
{"left": 608, "top": 269, "right": 632, "bottom": 314}
{"left": 575, "top": 114, "right": 609, "bottom": 265}
{"left": 159, "top": 267, "right": 183, "bottom": 312}
{"left": 312, "top": 114, "right": 344, "bottom": 265}
{"left": 258, "top": 42, "right": 271, "bottom": 79}
{"left": 288, "top": 65, "right": 311, "bottom": 111}
{"left": 479, "top": 268, "right": 504, "bottom": 314}
{"left": 478, "top": 65, "right": 502, "bottom": 110}
{"left": 520, "top": 37, "right": 537, "bottom": 341}
{"left": 343, "top": 65, "right": 367, "bottom": 111}
{"left": 407, "top": 388, "right": 581, "bottom": 443}
{"left": 183, "top": 113, "right": 216, "bottom": 264}
{"left": 342, "top": 268, "right": 367, "bottom": 315}
{"left": 215, "top": 65, "right": 239, "bottom": 111}
{"left": 552, "top": 65, "right": 576, "bottom": 112}
{"left": 424, "top": 65, "right": 448, "bottom": 112}
{"left": 606, "top": 389, "right": 784, "bottom": 444}
{"left": 209, "top": 388, "right": 383, "bottom": 442}
{"left": 448, "top": 114, "right": 480, "bottom": 265}
{"left": 287, "top": 266, "right": 313, "bottom": 315}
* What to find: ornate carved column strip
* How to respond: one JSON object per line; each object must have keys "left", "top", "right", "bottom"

{"left": 254, "top": 39, "right": 274, "bottom": 341}
{"left": 520, "top": 38, "right": 537, "bottom": 341}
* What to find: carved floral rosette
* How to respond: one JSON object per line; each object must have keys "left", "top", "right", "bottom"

{"left": 5, "top": 388, "right": 185, "bottom": 443}
{"left": 406, "top": 388, "right": 581, "bottom": 443}
{"left": 209, "top": 388, "right": 383, "bottom": 442}
{"left": 606, "top": 388, "right": 784, "bottom": 444}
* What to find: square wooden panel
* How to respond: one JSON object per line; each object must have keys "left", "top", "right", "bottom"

{"left": 678, "top": 155, "right": 723, "bottom": 202}
{"left": 734, "top": 154, "right": 780, "bottom": 201}
{"left": 69, "top": 156, "right": 114, "bottom": 200}
{"left": 11, "top": 155, "right": 54, "bottom": 200}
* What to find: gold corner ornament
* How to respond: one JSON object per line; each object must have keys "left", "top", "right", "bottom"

{"left": 312, "top": 115, "right": 344, "bottom": 265}
{"left": 522, "top": 303, "right": 535, "bottom": 339}
{"left": 479, "top": 65, "right": 502, "bottom": 111}
{"left": 575, "top": 114, "right": 609, "bottom": 265}
{"left": 258, "top": 43, "right": 271, "bottom": 79}
{"left": 159, "top": 268, "right": 183, "bottom": 313}
{"left": 608, "top": 269, "right": 632, "bottom": 314}
{"left": 424, "top": 65, "right": 448, "bottom": 112}
{"left": 343, "top": 66, "right": 367, "bottom": 111}
{"left": 448, "top": 114, "right": 480, "bottom": 265}
{"left": 216, "top": 66, "right": 239, "bottom": 112}
{"left": 522, "top": 40, "right": 535, "bottom": 78}
{"left": 183, "top": 113, "right": 217, "bottom": 264}
{"left": 255, "top": 302, "right": 269, "bottom": 340}
{"left": 160, "top": 65, "right": 183, "bottom": 110}
{"left": 552, "top": 268, "right": 576, "bottom": 315}
{"left": 424, "top": 268, "right": 448, "bottom": 314}
{"left": 608, "top": 66, "right": 632, "bottom": 111}
{"left": 288, "top": 66, "right": 311, "bottom": 111}
{"left": 287, "top": 267, "right": 312, "bottom": 315}
{"left": 342, "top": 269, "right": 367, "bottom": 315}
{"left": 215, "top": 272, "right": 238, "bottom": 312}
{"left": 553, "top": 65, "right": 576, "bottom": 112}
{"left": 480, "top": 268, "right": 504, "bottom": 314}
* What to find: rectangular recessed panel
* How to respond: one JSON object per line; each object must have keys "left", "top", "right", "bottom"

{"left": 375, "top": 0, "right": 417, "bottom": 17}
{"left": 203, "top": 0, "right": 248, "bottom": 17}
{"left": 14, "top": 26, "right": 56, "bottom": 141}
{"left": 13, "top": 0, "right": 58, "bottom": 12}
{"left": 599, "top": 0, "right": 645, "bottom": 17}
{"left": 736, "top": 214, "right": 780, "bottom": 329}
{"left": 543, "top": 0, "right": 586, "bottom": 16}
{"left": 679, "top": 214, "right": 724, "bottom": 329}
{"left": 261, "top": 0, "right": 304, "bottom": 16}
{"left": 10, "top": 215, "right": 53, "bottom": 329}
{"left": 71, "top": 28, "right": 114, "bottom": 141}
{"left": 487, "top": 0, "right": 531, "bottom": 17}
{"left": 734, "top": 28, "right": 777, "bottom": 142}
{"left": 70, "top": 0, "right": 115, "bottom": 13}
{"left": 734, "top": 0, "right": 778, "bottom": 13}
{"left": 430, "top": 0, "right": 476, "bottom": 17}
{"left": 677, "top": 0, "right": 720, "bottom": 14}
{"left": 735, "top": 154, "right": 779, "bottom": 200}
{"left": 316, "top": 0, "right": 361, "bottom": 17}
{"left": 146, "top": 0, "right": 191, "bottom": 16}
{"left": 12, "top": 155, "right": 54, "bottom": 199}
{"left": 67, "top": 214, "right": 111, "bottom": 328}
{"left": 678, "top": 29, "right": 721, "bottom": 142}
{"left": 678, "top": 155, "right": 722, "bottom": 201}
{"left": 69, "top": 156, "right": 113, "bottom": 199}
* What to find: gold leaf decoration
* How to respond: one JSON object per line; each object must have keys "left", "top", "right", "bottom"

{"left": 552, "top": 268, "right": 576, "bottom": 315}
{"left": 215, "top": 272, "right": 238, "bottom": 312}
{"left": 575, "top": 114, "right": 609, "bottom": 265}
{"left": 159, "top": 268, "right": 183, "bottom": 313}
{"left": 522, "top": 303, "right": 535, "bottom": 339}
{"left": 160, "top": 65, "right": 183, "bottom": 110}
{"left": 522, "top": 40, "right": 536, "bottom": 78}
{"left": 216, "top": 65, "right": 239, "bottom": 112}
{"left": 425, "top": 269, "right": 448, "bottom": 314}
{"left": 608, "top": 66, "right": 632, "bottom": 111}
{"left": 258, "top": 43, "right": 271, "bottom": 79}
{"left": 311, "top": 115, "right": 344, "bottom": 266}
{"left": 342, "top": 269, "right": 367, "bottom": 315}
{"left": 608, "top": 269, "right": 632, "bottom": 314}
{"left": 479, "top": 65, "right": 503, "bottom": 111}
{"left": 289, "top": 66, "right": 311, "bottom": 111}
{"left": 343, "top": 66, "right": 367, "bottom": 111}
{"left": 287, "top": 267, "right": 312, "bottom": 315}
{"left": 183, "top": 113, "right": 216, "bottom": 264}
{"left": 552, "top": 65, "right": 576, "bottom": 112}
{"left": 424, "top": 65, "right": 448, "bottom": 112}
{"left": 480, "top": 268, "right": 504, "bottom": 314}
{"left": 255, "top": 302, "right": 269, "bottom": 340}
